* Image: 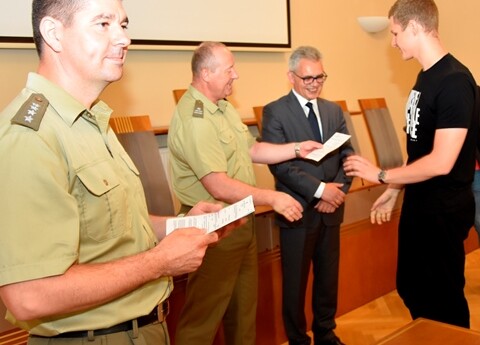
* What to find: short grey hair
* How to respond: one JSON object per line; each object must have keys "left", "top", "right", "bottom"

{"left": 288, "top": 46, "right": 323, "bottom": 72}
{"left": 191, "top": 41, "right": 227, "bottom": 77}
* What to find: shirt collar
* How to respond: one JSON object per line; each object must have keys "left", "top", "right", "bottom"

{"left": 26, "top": 73, "right": 113, "bottom": 131}
{"left": 188, "top": 85, "right": 229, "bottom": 114}
{"left": 292, "top": 88, "right": 317, "bottom": 109}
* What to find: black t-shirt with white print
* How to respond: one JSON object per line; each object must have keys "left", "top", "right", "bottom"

{"left": 404, "top": 53, "right": 478, "bottom": 211}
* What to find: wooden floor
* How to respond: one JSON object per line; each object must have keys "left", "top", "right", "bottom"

{"left": 281, "top": 248, "right": 480, "bottom": 345}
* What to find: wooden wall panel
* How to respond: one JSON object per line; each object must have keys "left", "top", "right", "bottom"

{"left": 337, "top": 215, "right": 399, "bottom": 316}
{"left": 168, "top": 211, "right": 402, "bottom": 345}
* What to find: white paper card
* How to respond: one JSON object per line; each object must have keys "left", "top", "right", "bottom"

{"left": 305, "top": 132, "right": 351, "bottom": 162}
{"left": 166, "top": 195, "right": 255, "bottom": 235}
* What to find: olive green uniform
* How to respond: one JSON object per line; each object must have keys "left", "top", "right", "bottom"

{"left": 0, "top": 73, "right": 171, "bottom": 343}
{"left": 168, "top": 85, "right": 258, "bottom": 345}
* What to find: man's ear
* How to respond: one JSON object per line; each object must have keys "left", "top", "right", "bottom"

{"left": 200, "top": 68, "right": 210, "bottom": 82}
{"left": 287, "top": 71, "right": 295, "bottom": 85}
{"left": 408, "top": 19, "right": 422, "bottom": 36}
{"left": 39, "top": 16, "right": 63, "bottom": 52}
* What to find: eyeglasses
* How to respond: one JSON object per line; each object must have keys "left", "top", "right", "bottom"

{"left": 292, "top": 71, "right": 328, "bottom": 84}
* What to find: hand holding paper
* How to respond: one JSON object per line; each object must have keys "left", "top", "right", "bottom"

{"left": 166, "top": 195, "right": 255, "bottom": 235}
{"left": 305, "top": 132, "right": 351, "bottom": 162}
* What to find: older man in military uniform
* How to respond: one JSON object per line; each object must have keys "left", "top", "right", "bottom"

{"left": 168, "top": 41, "right": 322, "bottom": 345}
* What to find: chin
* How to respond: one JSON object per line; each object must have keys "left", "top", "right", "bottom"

{"left": 103, "top": 73, "right": 123, "bottom": 84}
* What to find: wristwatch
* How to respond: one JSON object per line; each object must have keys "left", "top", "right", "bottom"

{"left": 378, "top": 170, "right": 387, "bottom": 184}
{"left": 294, "top": 142, "right": 301, "bottom": 158}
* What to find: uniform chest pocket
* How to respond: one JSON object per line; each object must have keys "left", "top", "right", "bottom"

{"left": 218, "top": 127, "right": 236, "bottom": 159}
{"left": 218, "top": 122, "right": 251, "bottom": 158}
{"left": 76, "top": 160, "right": 132, "bottom": 242}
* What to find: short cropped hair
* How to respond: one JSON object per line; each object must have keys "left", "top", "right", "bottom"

{"left": 288, "top": 46, "right": 323, "bottom": 73}
{"left": 388, "top": 0, "right": 439, "bottom": 32}
{"left": 191, "top": 41, "right": 227, "bottom": 77}
{"left": 32, "top": 0, "right": 86, "bottom": 56}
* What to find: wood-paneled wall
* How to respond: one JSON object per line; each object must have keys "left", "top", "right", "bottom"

{"left": 167, "top": 212, "right": 479, "bottom": 345}
{"left": 167, "top": 211, "right": 402, "bottom": 345}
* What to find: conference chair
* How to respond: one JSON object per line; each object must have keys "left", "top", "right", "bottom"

{"left": 109, "top": 115, "right": 176, "bottom": 216}
{"left": 252, "top": 106, "right": 264, "bottom": 133}
{"left": 358, "top": 98, "right": 404, "bottom": 169}
{"left": 172, "top": 89, "right": 187, "bottom": 104}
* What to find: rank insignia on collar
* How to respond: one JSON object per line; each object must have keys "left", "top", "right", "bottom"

{"left": 11, "top": 93, "right": 49, "bottom": 131}
{"left": 193, "top": 100, "right": 204, "bottom": 118}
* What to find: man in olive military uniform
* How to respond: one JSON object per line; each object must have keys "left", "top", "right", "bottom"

{"left": 0, "top": 1, "right": 235, "bottom": 344}
{"left": 168, "top": 41, "right": 322, "bottom": 345}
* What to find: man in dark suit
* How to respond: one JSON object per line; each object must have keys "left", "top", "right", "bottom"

{"left": 262, "top": 46, "right": 353, "bottom": 345}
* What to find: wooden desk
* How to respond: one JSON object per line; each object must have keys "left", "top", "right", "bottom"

{"left": 375, "top": 318, "right": 480, "bottom": 345}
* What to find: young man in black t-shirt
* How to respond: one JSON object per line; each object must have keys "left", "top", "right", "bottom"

{"left": 344, "top": 0, "right": 478, "bottom": 328}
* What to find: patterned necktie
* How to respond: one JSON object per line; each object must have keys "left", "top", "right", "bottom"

{"left": 306, "top": 102, "right": 322, "bottom": 142}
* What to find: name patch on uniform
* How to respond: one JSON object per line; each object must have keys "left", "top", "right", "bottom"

{"left": 11, "top": 93, "right": 49, "bottom": 131}
{"left": 193, "top": 100, "right": 204, "bottom": 118}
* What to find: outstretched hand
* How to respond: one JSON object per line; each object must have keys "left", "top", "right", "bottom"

{"left": 370, "top": 188, "right": 401, "bottom": 224}
{"left": 297, "top": 140, "right": 323, "bottom": 158}
{"left": 343, "top": 154, "right": 381, "bottom": 184}
{"left": 272, "top": 192, "right": 303, "bottom": 222}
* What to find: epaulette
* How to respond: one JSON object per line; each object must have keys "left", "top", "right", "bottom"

{"left": 192, "top": 100, "right": 204, "bottom": 118}
{"left": 11, "top": 93, "right": 49, "bottom": 131}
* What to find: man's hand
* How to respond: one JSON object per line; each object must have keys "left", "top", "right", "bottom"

{"left": 150, "top": 201, "right": 223, "bottom": 241}
{"left": 155, "top": 228, "right": 219, "bottom": 276}
{"left": 319, "top": 182, "right": 345, "bottom": 208}
{"left": 297, "top": 140, "right": 323, "bottom": 158}
{"left": 272, "top": 192, "right": 303, "bottom": 222}
{"left": 188, "top": 200, "right": 245, "bottom": 241}
{"left": 314, "top": 200, "right": 336, "bottom": 213}
{"left": 343, "top": 154, "right": 381, "bottom": 184}
{"left": 188, "top": 200, "right": 223, "bottom": 216}
{"left": 370, "top": 188, "right": 401, "bottom": 224}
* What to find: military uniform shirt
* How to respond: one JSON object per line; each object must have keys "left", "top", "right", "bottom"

{"left": 0, "top": 73, "right": 171, "bottom": 336}
{"left": 168, "top": 85, "right": 256, "bottom": 206}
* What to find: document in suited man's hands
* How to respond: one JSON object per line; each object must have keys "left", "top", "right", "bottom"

{"left": 305, "top": 132, "right": 351, "bottom": 162}
{"left": 166, "top": 195, "right": 255, "bottom": 235}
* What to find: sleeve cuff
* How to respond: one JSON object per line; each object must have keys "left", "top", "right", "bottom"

{"left": 314, "top": 182, "right": 326, "bottom": 199}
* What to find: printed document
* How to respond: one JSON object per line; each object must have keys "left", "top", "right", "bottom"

{"left": 166, "top": 195, "right": 255, "bottom": 235}
{"left": 306, "top": 132, "right": 351, "bottom": 162}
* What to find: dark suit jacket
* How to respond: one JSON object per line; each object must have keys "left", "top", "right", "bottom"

{"left": 262, "top": 91, "right": 354, "bottom": 228}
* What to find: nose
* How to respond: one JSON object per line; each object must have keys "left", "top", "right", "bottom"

{"left": 114, "top": 25, "right": 131, "bottom": 48}
{"left": 231, "top": 68, "right": 239, "bottom": 80}
{"left": 118, "top": 33, "right": 131, "bottom": 48}
{"left": 391, "top": 36, "right": 397, "bottom": 48}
